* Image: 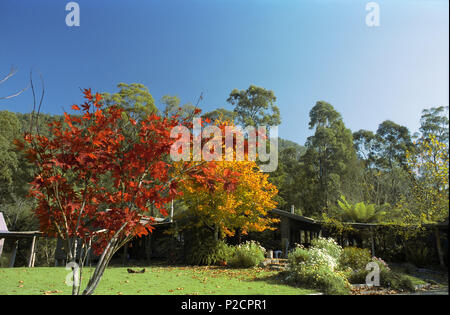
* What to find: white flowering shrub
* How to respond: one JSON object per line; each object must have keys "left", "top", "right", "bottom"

{"left": 311, "top": 237, "right": 343, "bottom": 260}
{"left": 308, "top": 247, "right": 338, "bottom": 270}
{"left": 286, "top": 238, "right": 350, "bottom": 294}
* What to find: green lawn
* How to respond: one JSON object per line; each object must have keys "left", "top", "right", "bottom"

{"left": 0, "top": 265, "right": 317, "bottom": 295}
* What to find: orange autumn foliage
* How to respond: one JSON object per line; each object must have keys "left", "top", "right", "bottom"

{"left": 178, "top": 119, "right": 279, "bottom": 238}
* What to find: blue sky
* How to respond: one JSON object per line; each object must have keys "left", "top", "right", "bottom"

{"left": 0, "top": 0, "right": 448, "bottom": 145}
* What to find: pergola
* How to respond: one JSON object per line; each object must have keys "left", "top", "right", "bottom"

{"left": 271, "top": 208, "right": 448, "bottom": 266}
{"left": 0, "top": 230, "right": 43, "bottom": 267}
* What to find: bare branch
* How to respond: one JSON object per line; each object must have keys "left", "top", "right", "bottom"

{"left": 0, "top": 66, "right": 17, "bottom": 84}
{"left": 0, "top": 66, "right": 29, "bottom": 100}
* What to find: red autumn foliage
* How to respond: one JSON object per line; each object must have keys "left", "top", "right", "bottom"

{"left": 20, "top": 88, "right": 239, "bottom": 256}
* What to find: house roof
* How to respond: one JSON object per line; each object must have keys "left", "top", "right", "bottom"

{"left": 0, "top": 231, "right": 43, "bottom": 238}
{"left": 271, "top": 209, "right": 320, "bottom": 226}
{"left": 270, "top": 209, "right": 448, "bottom": 230}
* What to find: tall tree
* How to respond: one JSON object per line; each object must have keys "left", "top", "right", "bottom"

{"left": 417, "top": 106, "right": 449, "bottom": 144}
{"left": 268, "top": 146, "right": 303, "bottom": 212}
{"left": 375, "top": 120, "right": 414, "bottom": 170}
{"left": 102, "top": 83, "right": 157, "bottom": 120}
{"left": 406, "top": 135, "right": 449, "bottom": 224}
{"left": 300, "top": 101, "right": 357, "bottom": 214}
{"left": 227, "top": 85, "right": 281, "bottom": 127}
{"left": 353, "top": 126, "right": 411, "bottom": 206}
{"left": 0, "top": 111, "right": 20, "bottom": 203}
{"left": 160, "top": 94, "right": 197, "bottom": 119}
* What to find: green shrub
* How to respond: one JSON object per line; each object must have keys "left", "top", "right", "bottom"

{"left": 347, "top": 257, "right": 415, "bottom": 292}
{"left": 339, "top": 247, "right": 372, "bottom": 271}
{"left": 287, "top": 246, "right": 310, "bottom": 265}
{"left": 228, "top": 241, "right": 266, "bottom": 268}
{"left": 347, "top": 256, "right": 390, "bottom": 284}
{"left": 185, "top": 239, "right": 233, "bottom": 266}
{"left": 380, "top": 270, "right": 415, "bottom": 292}
{"left": 347, "top": 268, "right": 368, "bottom": 284}
{"left": 372, "top": 256, "right": 390, "bottom": 272}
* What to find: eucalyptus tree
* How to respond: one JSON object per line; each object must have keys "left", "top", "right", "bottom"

{"left": 417, "top": 106, "right": 449, "bottom": 144}
{"left": 300, "top": 101, "right": 357, "bottom": 214}
{"left": 102, "top": 83, "right": 157, "bottom": 120}
{"left": 227, "top": 85, "right": 281, "bottom": 128}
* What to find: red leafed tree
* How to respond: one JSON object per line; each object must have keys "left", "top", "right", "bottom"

{"left": 18, "top": 89, "right": 233, "bottom": 295}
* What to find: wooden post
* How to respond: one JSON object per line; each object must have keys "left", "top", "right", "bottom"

{"left": 298, "top": 230, "right": 302, "bottom": 245}
{"left": 28, "top": 236, "right": 37, "bottom": 267}
{"left": 434, "top": 227, "right": 445, "bottom": 268}
{"left": 0, "top": 237, "right": 4, "bottom": 260}
{"left": 280, "top": 216, "right": 290, "bottom": 256}
{"left": 281, "top": 238, "right": 288, "bottom": 258}
{"left": 9, "top": 239, "right": 19, "bottom": 268}
{"left": 370, "top": 228, "right": 375, "bottom": 257}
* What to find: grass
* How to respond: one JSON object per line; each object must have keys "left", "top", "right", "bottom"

{"left": 0, "top": 265, "right": 317, "bottom": 295}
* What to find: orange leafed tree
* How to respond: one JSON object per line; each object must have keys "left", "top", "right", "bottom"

{"left": 178, "top": 120, "right": 279, "bottom": 240}
{"left": 181, "top": 160, "right": 279, "bottom": 238}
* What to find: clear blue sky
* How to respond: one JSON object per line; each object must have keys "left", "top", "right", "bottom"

{"left": 0, "top": 0, "right": 448, "bottom": 145}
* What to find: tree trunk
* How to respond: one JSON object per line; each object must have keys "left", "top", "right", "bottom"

{"left": 82, "top": 242, "right": 117, "bottom": 295}
{"left": 370, "top": 229, "right": 375, "bottom": 257}
{"left": 28, "top": 236, "right": 36, "bottom": 268}
{"left": 434, "top": 227, "right": 445, "bottom": 268}
{"left": 214, "top": 225, "right": 219, "bottom": 241}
